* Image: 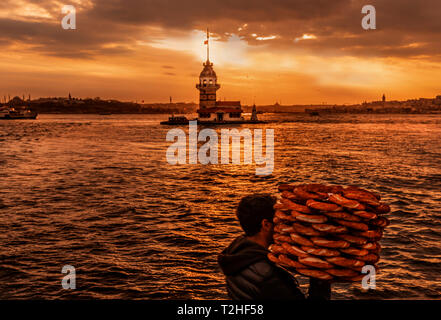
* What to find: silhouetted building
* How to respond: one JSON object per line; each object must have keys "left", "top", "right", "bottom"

{"left": 196, "top": 30, "right": 243, "bottom": 122}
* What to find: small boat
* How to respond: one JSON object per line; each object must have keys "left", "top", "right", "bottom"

{"left": 197, "top": 119, "right": 268, "bottom": 125}
{"left": 160, "top": 115, "right": 190, "bottom": 125}
{"left": 0, "top": 106, "right": 38, "bottom": 120}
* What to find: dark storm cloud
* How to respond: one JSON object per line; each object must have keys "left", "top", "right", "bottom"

{"left": 0, "top": 10, "right": 139, "bottom": 58}
{"left": 1, "top": 0, "right": 441, "bottom": 59}
{"left": 90, "top": 0, "right": 348, "bottom": 26}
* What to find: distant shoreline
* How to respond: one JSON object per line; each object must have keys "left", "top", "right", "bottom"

{"left": 35, "top": 111, "right": 441, "bottom": 115}
{"left": 3, "top": 95, "right": 441, "bottom": 115}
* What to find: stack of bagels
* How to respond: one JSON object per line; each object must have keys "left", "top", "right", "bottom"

{"left": 268, "top": 184, "right": 390, "bottom": 281}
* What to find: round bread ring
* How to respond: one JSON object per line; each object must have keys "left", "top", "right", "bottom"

{"left": 345, "top": 186, "right": 381, "bottom": 200}
{"left": 369, "top": 216, "right": 390, "bottom": 228}
{"left": 274, "top": 224, "right": 295, "bottom": 234}
{"left": 334, "top": 219, "right": 369, "bottom": 231}
{"left": 342, "top": 274, "right": 365, "bottom": 282}
{"left": 352, "top": 211, "right": 377, "bottom": 220}
{"left": 298, "top": 256, "right": 334, "bottom": 269}
{"left": 328, "top": 194, "right": 366, "bottom": 210}
{"left": 357, "top": 253, "right": 380, "bottom": 263}
{"left": 281, "top": 198, "right": 312, "bottom": 214}
{"left": 350, "top": 264, "right": 379, "bottom": 274}
{"left": 356, "top": 229, "right": 383, "bottom": 240}
{"left": 268, "top": 253, "right": 280, "bottom": 264}
{"left": 343, "top": 190, "right": 380, "bottom": 207}
{"left": 326, "top": 256, "right": 365, "bottom": 268}
{"left": 292, "top": 223, "right": 322, "bottom": 236}
{"left": 296, "top": 268, "right": 333, "bottom": 281}
{"left": 362, "top": 242, "right": 381, "bottom": 252}
{"left": 282, "top": 243, "right": 309, "bottom": 258}
{"left": 340, "top": 247, "right": 369, "bottom": 256}
{"left": 311, "top": 237, "right": 350, "bottom": 249}
{"left": 311, "top": 224, "right": 347, "bottom": 234}
{"left": 373, "top": 203, "right": 391, "bottom": 214}
{"left": 302, "top": 184, "right": 332, "bottom": 193}
{"left": 268, "top": 244, "right": 287, "bottom": 255}
{"left": 281, "top": 191, "right": 305, "bottom": 203}
{"left": 290, "top": 233, "right": 314, "bottom": 247}
{"left": 273, "top": 202, "right": 291, "bottom": 212}
{"left": 293, "top": 186, "right": 324, "bottom": 200}
{"left": 278, "top": 254, "right": 308, "bottom": 269}
{"left": 296, "top": 214, "right": 328, "bottom": 224}
{"left": 301, "top": 246, "right": 340, "bottom": 257}
{"left": 336, "top": 234, "right": 368, "bottom": 245}
{"left": 349, "top": 264, "right": 364, "bottom": 272}
{"left": 323, "top": 211, "right": 361, "bottom": 222}
{"left": 273, "top": 217, "right": 282, "bottom": 224}
{"left": 325, "top": 268, "right": 359, "bottom": 278}
{"left": 289, "top": 210, "right": 303, "bottom": 219}
{"left": 315, "top": 192, "right": 329, "bottom": 198}
{"left": 273, "top": 233, "right": 294, "bottom": 244}
{"left": 281, "top": 191, "right": 296, "bottom": 200}
{"left": 275, "top": 210, "right": 296, "bottom": 222}
{"left": 361, "top": 242, "right": 377, "bottom": 250}
{"left": 278, "top": 184, "right": 295, "bottom": 192}
{"left": 329, "top": 185, "right": 345, "bottom": 194}
{"left": 305, "top": 184, "right": 344, "bottom": 194}
{"left": 306, "top": 199, "right": 342, "bottom": 212}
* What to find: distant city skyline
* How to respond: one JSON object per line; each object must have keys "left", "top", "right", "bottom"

{"left": 1, "top": 0, "right": 440, "bottom": 105}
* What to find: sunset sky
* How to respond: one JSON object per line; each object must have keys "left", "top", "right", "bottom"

{"left": 1, "top": 0, "right": 441, "bottom": 104}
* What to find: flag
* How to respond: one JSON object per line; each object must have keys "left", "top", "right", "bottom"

{"left": 204, "top": 40, "right": 208, "bottom": 45}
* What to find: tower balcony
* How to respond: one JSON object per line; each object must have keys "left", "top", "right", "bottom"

{"left": 196, "top": 83, "right": 220, "bottom": 90}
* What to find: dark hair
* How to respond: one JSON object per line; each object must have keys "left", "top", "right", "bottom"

{"left": 236, "top": 194, "right": 276, "bottom": 236}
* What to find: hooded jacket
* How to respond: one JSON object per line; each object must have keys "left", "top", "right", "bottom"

{"left": 218, "top": 235, "right": 331, "bottom": 300}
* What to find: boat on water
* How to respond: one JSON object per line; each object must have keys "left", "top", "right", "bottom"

{"left": 160, "top": 115, "right": 267, "bottom": 125}
{"left": 160, "top": 29, "right": 267, "bottom": 126}
{"left": 160, "top": 104, "right": 267, "bottom": 125}
{"left": 160, "top": 115, "right": 190, "bottom": 125}
{"left": 0, "top": 106, "right": 38, "bottom": 120}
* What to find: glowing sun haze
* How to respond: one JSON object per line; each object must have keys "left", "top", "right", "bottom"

{"left": 1, "top": 0, "right": 441, "bottom": 104}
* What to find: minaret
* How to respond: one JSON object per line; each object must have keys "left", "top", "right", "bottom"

{"left": 251, "top": 104, "right": 258, "bottom": 121}
{"left": 196, "top": 29, "right": 220, "bottom": 109}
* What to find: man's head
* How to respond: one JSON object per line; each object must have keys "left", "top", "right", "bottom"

{"left": 236, "top": 194, "right": 276, "bottom": 248}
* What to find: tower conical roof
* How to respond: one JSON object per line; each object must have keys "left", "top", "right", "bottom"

{"left": 200, "top": 61, "right": 217, "bottom": 78}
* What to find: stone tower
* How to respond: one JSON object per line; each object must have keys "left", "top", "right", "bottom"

{"left": 196, "top": 29, "right": 220, "bottom": 109}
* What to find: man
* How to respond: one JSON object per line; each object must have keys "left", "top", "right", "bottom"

{"left": 218, "top": 194, "right": 331, "bottom": 300}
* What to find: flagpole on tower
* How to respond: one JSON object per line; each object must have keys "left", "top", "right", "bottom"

{"left": 206, "top": 28, "right": 210, "bottom": 63}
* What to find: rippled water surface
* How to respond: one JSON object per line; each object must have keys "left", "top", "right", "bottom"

{"left": 0, "top": 113, "right": 440, "bottom": 299}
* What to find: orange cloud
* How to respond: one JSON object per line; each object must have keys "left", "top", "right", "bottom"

{"left": 0, "top": 0, "right": 440, "bottom": 104}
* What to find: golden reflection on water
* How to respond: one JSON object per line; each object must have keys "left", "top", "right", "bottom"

{"left": 0, "top": 114, "right": 440, "bottom": 299}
